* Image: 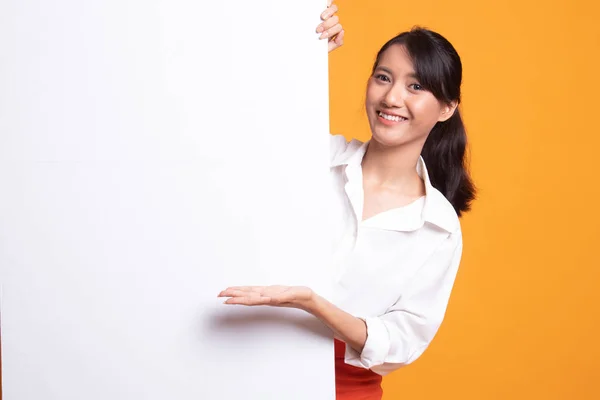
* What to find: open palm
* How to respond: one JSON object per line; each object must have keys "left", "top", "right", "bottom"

{"left": 218, "top": 285, "right": 314, "bottom": 310}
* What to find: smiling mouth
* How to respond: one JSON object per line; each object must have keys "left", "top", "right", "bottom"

{"left": 377, "top": 111, "right": 408, "bottom": 122}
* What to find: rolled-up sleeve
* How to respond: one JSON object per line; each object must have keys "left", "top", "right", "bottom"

{"left": 344, "top": 231, "right": 464, "bottom": 376}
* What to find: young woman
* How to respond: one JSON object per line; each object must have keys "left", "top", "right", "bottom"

{"left": 218, "top": 2, "right": 476, "bottom": 399}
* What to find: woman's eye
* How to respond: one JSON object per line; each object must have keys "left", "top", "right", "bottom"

{"left": 375, "top": 74, "right": 391, "bottom": 83}
{"left": 409, "top": 83, "right": 423, "bottom": 91}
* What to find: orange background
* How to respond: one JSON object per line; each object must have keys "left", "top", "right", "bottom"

{"left": 328, "top": 0, "right": 600, "bottom": 399}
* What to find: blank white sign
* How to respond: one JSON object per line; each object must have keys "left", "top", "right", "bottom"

{"left": 0, "top": 1, "right": 334, "bottom": 399}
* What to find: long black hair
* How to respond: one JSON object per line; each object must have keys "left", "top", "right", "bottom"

{"left": 372, "top": 27, "right": 476, "bottom": 216}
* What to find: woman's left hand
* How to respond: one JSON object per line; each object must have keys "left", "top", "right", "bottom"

{"left": 218, "top": 285, "right": 369, "bottom": 353}
{"left": 218, "top": 285, "right": 315, "bottom": 311}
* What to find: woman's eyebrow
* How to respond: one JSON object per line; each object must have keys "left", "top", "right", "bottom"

{"left": 374, "top": 66, "right": 418, "bottom": 79}
{"left": 374, "top": 66, "right": 393, "bottom": 74}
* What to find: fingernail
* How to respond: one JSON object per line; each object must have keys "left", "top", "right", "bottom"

{"left": 317, "top": 25, "right": 324, "bottom": 33}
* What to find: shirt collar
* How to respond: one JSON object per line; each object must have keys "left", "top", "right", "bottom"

{"left": 331, "top": 140, "right": 459, "bottom": 233}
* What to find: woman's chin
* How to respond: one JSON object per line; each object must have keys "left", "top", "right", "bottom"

{"left": 369, "top": 124, "right": 427, "bottom": 149}
{"left": 370, "top": 130, "right": 409, "bottom": 148}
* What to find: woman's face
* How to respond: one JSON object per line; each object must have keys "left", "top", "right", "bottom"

{"left": 365, "top": 44, "right": 455, "bottom": 148}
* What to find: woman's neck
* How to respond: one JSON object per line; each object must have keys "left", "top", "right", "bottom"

{"left": 361, "top": 140, "right": 424, "bottom": 194}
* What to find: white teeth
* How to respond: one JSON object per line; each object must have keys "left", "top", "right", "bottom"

{"left": 378, "top": 111, "right": 406, "bottom": 122}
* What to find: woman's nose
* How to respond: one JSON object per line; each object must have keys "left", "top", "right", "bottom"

{"left": 383, "top": 86, "right": 404, "bottom": 107}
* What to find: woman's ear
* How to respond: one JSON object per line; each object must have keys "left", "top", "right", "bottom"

{"left": 438, "top": 101, "right": 458, "bottom": 122}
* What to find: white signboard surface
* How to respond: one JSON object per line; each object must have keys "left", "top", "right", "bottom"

{"left": 0, "top": 1, "right": 334, "bottom": 399}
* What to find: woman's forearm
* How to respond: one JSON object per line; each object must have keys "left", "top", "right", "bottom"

{"left": 306, "top": 293, "right": 368, "bottom": 354}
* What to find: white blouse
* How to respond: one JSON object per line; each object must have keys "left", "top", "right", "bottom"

{"left": 329, "top": 135, "right": 463, "bottom": 376}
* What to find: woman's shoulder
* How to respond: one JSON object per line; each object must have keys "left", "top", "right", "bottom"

{"left": 424, "top": 186, "right": 462, "bottom": 235}
{"left": 329, "top": 134, "right": 364, "bottom": 165}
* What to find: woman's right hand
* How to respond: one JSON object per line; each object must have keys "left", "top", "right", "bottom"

{"left": 316, "top": 1, "right": 344, "bottom": 52}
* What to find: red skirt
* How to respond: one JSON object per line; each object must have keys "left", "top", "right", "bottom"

{"left": 335, "top": 339, "right": 383, "bottom": 400}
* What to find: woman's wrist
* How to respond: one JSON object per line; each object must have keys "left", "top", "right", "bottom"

{"left": 302, "top": 293, "right": 367, "bottom": 352}
{"left": 299, "top": 290, "right": 322, "bottom": 314}
{"left": 304, "top": 294, "right": 339, "bottom": 330}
